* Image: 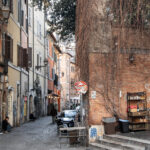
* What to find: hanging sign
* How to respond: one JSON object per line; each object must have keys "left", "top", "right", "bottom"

{"left": 74, "top": 81, "right": 88, "bottom": 94}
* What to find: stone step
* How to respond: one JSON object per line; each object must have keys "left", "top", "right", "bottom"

{"left": 99, "top": 138, "right": 145, "bottom": 150}
{"left": 90, "top": 142, "right": 121, "bottom": 150}
{"left": 104, "top": 134, "right": 150, "bottom": 149}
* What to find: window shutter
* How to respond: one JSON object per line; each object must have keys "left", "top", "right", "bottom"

{"left": 10, "top": 37, "right": 13, "bottom": 62}
{"left": 26, "top": 18, "right": 28, "bottom": 33}
{"left": 21, "top": 10, "right": 24, "bottom": 26}
{"left": 17, "top": 45, "right": 20, "bottom": 66}
{"left": 5, "top": 34, "right": 10, "bottom": 61}
{"left": 10, "top": 0, "right": 13, "bottom": 13}
{"left": 28, "top": 8, "right": 31, "bottom": 26}
{"left": 25, "top": 49, "right": 28, "bottom": 69}
{"left": 52, "top": 69, "right": 55, "bottom": 80}
{"left": 2, "top": 33, "right": 5, "bottom": 57}
{"left": 37, "top": 54, "right": 39, "bottom": 66}
{"left": 22, "top": 48, "right": 27, "bottom": 67}
{"left": 17, "top": 45, "right": 22, "bottom": 67}
{"left": 28, "top": 47, "right": 32, "bottom": 67}
{"left": 18, "top": 0, "right": 21, "bottom": 23}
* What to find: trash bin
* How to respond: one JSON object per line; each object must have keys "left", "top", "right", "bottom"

{"left": 102, "top": 117, "right": 116, "bottom": 135}
{"left": 119, "top": 119, "right": 129, "bottom": 133}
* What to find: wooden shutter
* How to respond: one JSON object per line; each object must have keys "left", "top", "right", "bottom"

{"left": 26, "top": 18, "right": 28, "bottom": 33}
{"left": 17, "top": 45, "right": 23, "bottom": 67}
{"left": 5, "top": 34, "right": 10, "bottom": 61}
{"left": 10, "top": 37, "right": 13, "bottom": 62}
{"left": 2, "top": 33, "right": 5, "bottom": 56}
{"left": 22, "top": 48, "right": 26, "bottom": 67}
{"left": 10, "top": 0, "right": 13, "bottom": 13}
{"left": 21, "top": 10, "right": 24, "bottom": 26}
{"left": 18, "top": 0, "right": 21, "bottom": 23}
{"left": 28, "top": 47, "right": 32, "bottom": 67}
{"left": 24, "top": 49, "right": 28, "bottom": 68}
{"left": 37, "top": 54, "right": 39, "bottom": 66}
{"left": 17, "top": 45, "right": 21, "bottom": 66}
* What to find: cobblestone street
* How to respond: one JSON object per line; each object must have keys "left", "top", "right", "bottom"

{"left": 0, "top": 117, "right": 87, "bottom": 150}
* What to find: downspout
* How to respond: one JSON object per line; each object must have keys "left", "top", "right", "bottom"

{"left": 43, "top": 7, "right": 46, "bottom": 116}
{"left": 19, "top": 0, "right": 22, "bottom": 124}
{"left": 32, "top": 0, "right": 35, "bottom": 90}
{"left": 27, "top": 0, "right": 29, "bottom": 121}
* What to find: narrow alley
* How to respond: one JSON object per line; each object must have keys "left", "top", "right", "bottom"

{"left": 0, "top": 117, "right": 86, "bottom": 150}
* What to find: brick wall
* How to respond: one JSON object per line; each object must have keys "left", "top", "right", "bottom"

{"left": 76, "top": 0, "right": 150, "bottom": 125}
{"left": 89, "top": 52, "right": 150, "bottom": 125}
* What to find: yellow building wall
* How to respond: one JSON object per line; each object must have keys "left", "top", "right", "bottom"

{"left": 7, "top": 0, "right": 20, "bottom": 66}
{"left": 8, "top": 67, "right": 20, "bottom": 98}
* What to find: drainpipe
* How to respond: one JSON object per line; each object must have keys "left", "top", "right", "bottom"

{"left": 43, "top": 7, "right": 46, "bottom": 116}
{"left": 27, "top": 0, "right": 29, "bottom": 121}
{"left": 32, "top": 0, "right": 34, "bottom": 90}
{"left": 19, "top": 0, "right": 22, "bottom": 124}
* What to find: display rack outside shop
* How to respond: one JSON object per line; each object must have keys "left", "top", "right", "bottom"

{"left": 127, "top": 92, "right": 148, "bottom": 131}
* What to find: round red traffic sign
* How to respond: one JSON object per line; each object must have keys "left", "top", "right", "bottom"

{"left": 74, "top": 81, "right": 88, "bottom": 94}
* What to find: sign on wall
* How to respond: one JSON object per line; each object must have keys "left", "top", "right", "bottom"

{"left": 91, "top": 91, "right": 96, "bottom": 99}
{"left": 89, "top": 125, "right": 104, "bottom": 143}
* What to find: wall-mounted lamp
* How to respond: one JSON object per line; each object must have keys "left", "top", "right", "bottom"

{"left": 35, "top": 58, "right": 48, "bottom": 70}
{"left": 0, "top": 5, "right": 10, "bottom": 24}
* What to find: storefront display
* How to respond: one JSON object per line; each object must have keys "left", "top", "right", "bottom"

{"left": 127, "top": 92, "right": 148, "bottom": 131}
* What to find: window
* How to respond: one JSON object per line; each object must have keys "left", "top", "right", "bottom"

{"left": 71, "top": 79, "right": 75, "bottom": 88}
{"left": 47, "top": 64, "right": 50, "bottom": 79}
{"left": 39, "top": 24, "right": 41, "bottom": 39}
{"left": 17, "top": 84, "right": 20, "bottom": 97}
{"left": 26, "top": 19, "right": 28, "bottom": 33}
{"left": 71, "top": 66, "right": 75, "bottom": 72}
{"left": 52, "top": 68, "right": 55, "bottom": 80}
{"left": 18, "top": 0, "right": 21, "bottom": 23}
{"left": 62, "top": 72, "right": 64, "bottom": 77}
{"left": 40, "top": 57, "right": 41, "bottom": 71}
{"left": 52, "top": 46, "right": 54, "bottom": 58}
{"left": 37, "top": 21, "right": 41, "bottom": 39}
{"left": 17, "top": 46, "right": 28, "bottom": 69}
{"left": 54, "top": 52, "right": 57, "bottom": 62}
{"left": 28, "top": 7, "right": 31, "bottom": 26}
{"left": 46, "top": 39, "right": 49, "bottom": 56}
{"left": 37, "top": 54, "right": 39, "bottom": 67}
{"left": 21, "top": 10, "right": 24, "bottom": 26}
{"left": 28, "top": 47, "right": 32, "bottom": 67}
{"left": 4, "top": 34, "right": 13, "bottom": 62}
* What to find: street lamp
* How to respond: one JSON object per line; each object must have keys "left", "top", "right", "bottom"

{"left": 0, "top": 6, "right": 10, "bottom": 23}
{"left": 35, "top": 58, "right": 48, "bottom": 70}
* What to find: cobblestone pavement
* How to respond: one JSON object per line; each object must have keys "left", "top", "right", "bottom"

{"left": 0, "top": 117, "right": 87, "bottom": 150}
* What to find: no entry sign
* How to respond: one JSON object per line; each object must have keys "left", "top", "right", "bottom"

{"left": 74, "top": 81, "right": 88, "bottom": 94}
